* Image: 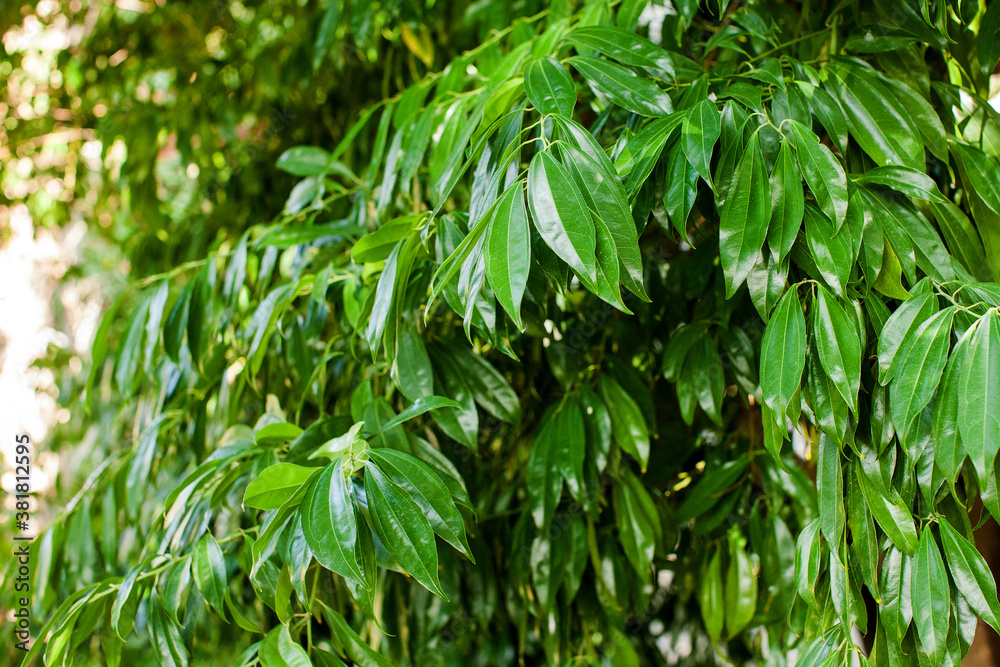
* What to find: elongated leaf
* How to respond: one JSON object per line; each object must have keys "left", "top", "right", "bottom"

{"left": 767, "top": 140, "right": 804, "bottom": 264}
{"left": 112, "top": 568, "right": 142, "bottom": 640}
{"left": 857, "top": 463, "right": 918, "bottom": 555}
{"left": 878, "top": 291, "right": 937, "bottom": 384}
{"left": 484, "top": 184, "right": 530, "bottom": 330}
{"left": 719, "top": 132, "right": 770, "bottom": 298}
{"left": 527, "top": 151, "right": 598, "bottom": 288}
{"left": 365, "top": 463, "right": 446, "bottom": 598}
{"left": 682, "top": 99, "right": 720, "bottom": 189}
{"left": 568, "top": 56, "right": 672, "bottom": 116}
{"left": 816, "top": 433, "right": 844, "bottom": 550}
{"left": 524, "top": 57, "right": 575, "bottom": 117}
{"left": 911, "top": 528, "right": 949, "bottom": 665}
{"left": 193, "top": 534, "right": 227, "bottom": 616}
{"left": 939, "top": 519, "right": 1000, "bottom": 635}
{"left": 245, "top": 464, "right": 320, "bottom": 510}
{"left": 526, "top": 406, "right": 563, "bottom": 531}
{"left": 881, "top": 546, "right": 913, "bottom": 643}
{"left": 959, "top": 310, "right": 1000, "bottom": 483}
{"left": 371, "top": 396, "right": 461, "bottom": 434}
{"left": 366, "top": 448, "right": 472, "bottom": 560}
{"left": 934, "top": 332, "right": 970, "bottom": 484}
{"left": 760, "top": 287, "right": 806, "bottom": 423}
{"left": 557, "top": 141, "right": 647, "bottom": 300}
{"left": 813, "top": 286, "right": 861, "bottom": 412}
{"left": 450, "top": 347, "right": 521, "bottom": 423}
{"left": 598, "top": 374, "right": 650, "bottom": 471}
{"left": 614, "top": 472, "right": 659, "bottom": 579}
{"left": 786, "top": 119, "right": 847, "bottom": 230}
{"left": 890, "top": 308, "right": 955, "bottom": 451}
{"left": 567, "top": 25, "right": 675, "bottom": 75}
{"left": 302, "top": 458, "right": 364, "bottom": 582}
{"left": 699, "top": 549, "right": 724, "bottom": 643}
{"left": 794, "top": 518, "right": 822, "bottom": 607}
{"left": 725, "top": 537, "right": 757, "bottom": 637}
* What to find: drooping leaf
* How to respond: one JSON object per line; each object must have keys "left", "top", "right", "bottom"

{"left": 719, "top": 131, "right": 770, "bottom": 298}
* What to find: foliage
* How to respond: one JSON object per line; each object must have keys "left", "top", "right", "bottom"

{"left": 5, "top": 0, "right": 1000, "bottom": 665}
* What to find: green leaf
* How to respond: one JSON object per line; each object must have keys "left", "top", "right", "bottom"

{"left": 568, "top": 56, "right": 672, "bottom": 116}
{"left": 245, "top": 464, "right": 320, "bottom": 510}
{"left": 115, "top": 296, "right": 150, "bottom": 393}
{"left": 149, "top": 594, "right": 189, "bottom": 667}
{"left": 313, "top": 2, "right": 340, "bottom": 72}
{"left": 725, "top": 536, "right": 757, "bottom": 637}
{"left": 857, "top": 463, "right": 918, "bottom": 555}
{"left": 111, "top": 567, "right": 142, "bottom": 640}
{"left": 527, "top": 151, "right": 598, "bottom": 288}
{"left": 767, "top": 140, "right": 804, "bottom": 265}
{"left": 366, "top": 448, "right": 472, "bottom": 560}
{"left": 889, "top": 308, "right": 955, "bottom": 451}
{"left": 910, "top": 527, "right": 949, "bottom": 665}
{"left": 816, "top": 433, "right": 845, "bottom": 550}
{"left": 277, "top": 146, "right": 332, "bottom": 176}
{"left": 675, "top": 456, "right": 749, "bottom": 523}
{"left": 260, "top": 626, "right": 312, "bottom": 667}
{"left": 524, "top": 57, "right": 575, "bottom": 117}
{"left": 351, "top": 215, "right": 422, "bottom": 263}
{"left": 689, "top": 335, "right": 725, "bottom": 425}
{"left": 308, "top": 422, "right": 365, "bottom": 461}
{"left": 394, "top": 327, "right": 434, "bottom": 401}
{"left": 371, "top": 396, "right": 462, "bottom": 434}
{"left": 301, "top": 458, "right": 365, "bottom": 582}
{"left": 760, "top": 287, "right": 806, "bottom": 423}
{"left": 193, "top": 534, "right": 227, "bottom": 616}
{"left": 484, "top": 183, "right": 530, "bottom": 330}
{"left": 826, "top": 62, "right": 924, "bottom": 170}
{"left": 979, "top": 0, "right": 1000, "bottom": 74}
{"left": 567, "top": 26, "right": 675, "bottom": 74}
{"left": 813, "top": 285, "right": 861, "bottom": 412}
{"left": 526, "top": 406, "right": 563, "bottom": 531}
{"left": 794, "top": 518, "right": 822, "bottom": 607}
{"left": 880, "top": 545, "right": 913, "bottom": 643}
{"left": 255, "top": 423, "right": 304, "bottom": 446}
{"left": 938, "top": 519, "right": 1000, "bottom": 635}
{"left": 699, "top": 549, "right": 724, "bottom": 643}
{"left": 598, "top": 374, "right": 650, "bottom": 471}
{"left": 719, "top": 131, "right": 770, "bottom": 298}
{"left": 878, "top": 291, "right": 937, "bottom": 385}
{"left": 450, "top": 347, "right": 521, "bottom": 423}
{"left": 681, "top": 99, "right": 720, "bottom": 189}
{"left": 664, "top": 140, "right": 698, "bottom": 244}
{"left": 614, "top": 472, "right": 659, "bottom": 579}
{"left": 786, "top": 119, "right": 848, "bottom": 231}
{"left": 933, "top": 331, "right": 970, "bottom": 484}
{"left": 556, "top": 140, "right": 647, "bottom": 300}
{"left": 959, "top": 310, "right": 1000, "bottom": 483}
{"left": 364, "top": 462, "right": 446, "bottom": 598}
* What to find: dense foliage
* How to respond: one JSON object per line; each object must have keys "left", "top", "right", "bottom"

{"left": 6, "top": 0, "right": 1000, "bottom": 665}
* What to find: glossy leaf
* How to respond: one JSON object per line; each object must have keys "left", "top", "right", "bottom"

{"left": 719, "top": 131, "right": 770, "bottom": 298}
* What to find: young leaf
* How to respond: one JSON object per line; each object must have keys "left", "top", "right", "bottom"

{"left": 244, "top": 464, "right": 320, "bottom": 510}
{"left": 725, "top": 537, "right": 757, "bottom": 637}
{"left": 193, "top": 534, "right": 227, "bottom": 616}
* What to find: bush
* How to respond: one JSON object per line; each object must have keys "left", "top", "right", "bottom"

{"left": 6, "top": 0, "right": 1000, "bottom": 665}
